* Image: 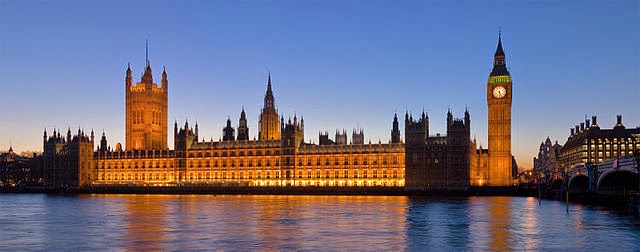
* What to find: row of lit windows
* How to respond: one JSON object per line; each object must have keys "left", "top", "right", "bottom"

{"left": 585, "top": 144, "right": 639, "bottom": 151}
{"left": 187, "top": 158, "right": 280, "bottom": 168}
{"left": 100, "top": 162, "right": 173, "bottom": 169}
{"left": 585, "top": 138, "right": 636, "bottom": 144}
{"left": 187, "top": 150, "right": 280, "bottom": 157}
{"left": 184, "top": 150, "right": 402, "bottom": 159}
{"left": 100, "top": 172, "right": 170, "bottom": 181}
{"left": 246, "top": 180, "right": 403, "bottom": 187}
{"left": 99, "top": 157, "right": 404, "bottom": 170}
{"left": 293, "top": 156, "right": 402, "bottom": 166}
{"left": 99, "top": 169, "right": 404, "bottom": 181}
{"left": 290, "top": 169, "right": 403, "bottom": 179}
{"left": 247, "top": 180, "right": 403, "bottom": 187}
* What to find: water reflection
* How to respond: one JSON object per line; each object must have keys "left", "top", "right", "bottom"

{"left": 1, "top": 194, "right": 639, "bottom": 250}
{"left": 487, "top": 196, "right": 510, "bottom": 250}
{"left": 123, "top": 195, "right": 169, "bottom": 250}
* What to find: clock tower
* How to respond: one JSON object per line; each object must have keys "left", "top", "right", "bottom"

{"left": 487, "top": 33, "right": 512, "bottom": 186}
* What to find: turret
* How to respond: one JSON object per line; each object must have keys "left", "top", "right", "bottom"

{"left": 174, "top": 120, "right": 197, "bottom": 151}
{"left": 223, "top": 117, "right": 235, "bottom": 141}
{"left": 464, "top": 108, "right": 470, "bottom": 129}
{"left": 174, "top": 120, "right": 178, "bottom": 136}
{"left": 100, "top": 131, "right": 108, "bottom": 152}
{"left": 352, "top": 128, "right": 364, "bottom": 145}
{"left": 161, "top": 66, "right": 168, "bottom": 89}
{"left": 195, "top": 121, "right": 199, "bottom": 140}
{"left": 126, "top": 63, "right": 133, "bottom": 86}
{"left": 281, "top": 116, "right": 304, "bottom": 150}
{"left": 237, "top": 108, "right": 249, "bottom": 140}
{"left": 391, "top": 113, "right": 401, "bottom": 143}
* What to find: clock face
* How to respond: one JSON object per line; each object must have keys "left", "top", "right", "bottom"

{"left": 493, "top": 86, "right": 506, "bottom": 98}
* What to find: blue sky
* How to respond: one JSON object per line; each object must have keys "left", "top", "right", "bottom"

{"left": 1, "top": 0, "right": 638, "bottom": 169}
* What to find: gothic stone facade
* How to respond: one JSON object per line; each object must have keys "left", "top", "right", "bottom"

{"left": 42, "top": 37, "right": 516, "bottom": 190}
{"left": 404, "top": 111, "right": 471, "bottom": 191}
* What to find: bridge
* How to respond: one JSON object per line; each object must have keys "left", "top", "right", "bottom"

{"left": 564, "top": 155, "right": 640, "bottom": 196}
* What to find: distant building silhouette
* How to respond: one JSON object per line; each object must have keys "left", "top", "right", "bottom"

{"left": 533, "top": 137, "right": 562, "bottom": 176}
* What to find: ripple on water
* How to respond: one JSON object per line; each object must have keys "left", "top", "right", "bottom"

{"left": 0, "top": 194, "right": 639, "bottom": 250}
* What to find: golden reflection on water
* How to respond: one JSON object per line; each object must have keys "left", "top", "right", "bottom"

{"left": 123, "top": 195, "right": 170, "bottom": 250}
{"left": 90, "top": 195, "right": 409, "bottom": 250}
{"left": 488, "top": 197, "right": 511, "bottom": 251}
{"left": 86, "top": 195, "right": 541, "bottom": 250}
{"left": 3, "top": 194, "right": 638, "bottom": 250}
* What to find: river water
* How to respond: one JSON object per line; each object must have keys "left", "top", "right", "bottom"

{"left": 0, "top": 194, "right": 638, "bottom": 251}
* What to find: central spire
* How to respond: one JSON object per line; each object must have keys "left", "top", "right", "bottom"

{"left": 267, "top": 72, "right": 273, "bottom": 96}
{"left": 263, "top": 72, "right": 275, "bottom": 111}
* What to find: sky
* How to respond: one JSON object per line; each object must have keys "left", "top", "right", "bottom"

{"left": 0, "top": 0, "right": 638, "bottom": 170}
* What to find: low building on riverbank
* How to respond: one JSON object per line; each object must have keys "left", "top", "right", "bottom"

{"left": 559, "top": 115, "right": 640, "bottom": 170}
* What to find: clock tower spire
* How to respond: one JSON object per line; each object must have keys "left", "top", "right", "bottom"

{"left": 486, "top": 32, "right": 513, "bottom": 186}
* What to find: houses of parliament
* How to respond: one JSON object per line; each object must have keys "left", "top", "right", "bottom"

{"left": 42, "top": 36, "right": 515, "bottom": 191}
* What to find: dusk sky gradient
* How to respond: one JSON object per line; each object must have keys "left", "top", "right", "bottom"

{"left": 1, "top": 0, "right": 638, "bottom": 170}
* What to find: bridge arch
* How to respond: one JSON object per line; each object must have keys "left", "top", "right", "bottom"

{"left": 568, "top": 175, "right": 589, "bottom": 194}
{"left": 597, "top": 170, "right": 638, "bottom": 196}
{"left": 551, "top": 178, "right": 563, "bottom": 191}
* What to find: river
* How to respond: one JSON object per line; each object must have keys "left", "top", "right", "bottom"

{"left": 0, "top": 194, "right": 638, "bottom": 250}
